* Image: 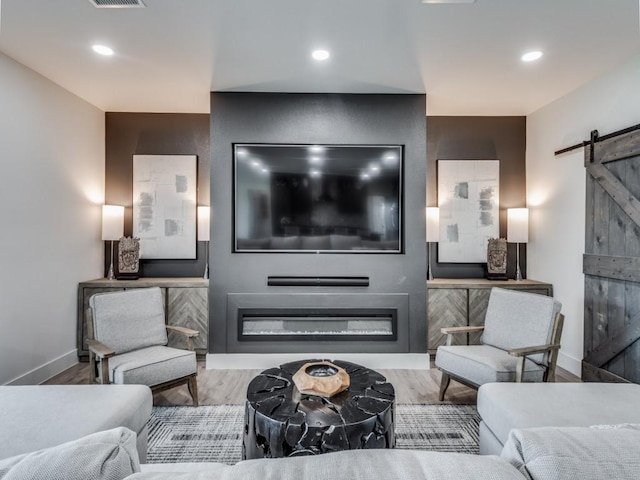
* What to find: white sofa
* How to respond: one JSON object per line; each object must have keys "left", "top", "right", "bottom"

{"left": 2, "top": 424, "right": 640, "bottom": 480}
{"left": 477, "top": 382, "right": 640, "bottom": 455}
{"left": 0, "top": 385, "right": 152, "bottom": 462}
{"left": 4, "top": 382, "right": 640, "bottom": 479}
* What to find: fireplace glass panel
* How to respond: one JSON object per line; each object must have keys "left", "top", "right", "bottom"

{"left": 238, "top": 308, "right": 397, "bottom": 341}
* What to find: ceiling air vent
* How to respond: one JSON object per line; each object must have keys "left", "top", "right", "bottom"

{"left": 88, "top": 0, "right": 146, "bottom": 8}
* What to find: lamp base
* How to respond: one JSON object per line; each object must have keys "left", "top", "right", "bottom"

{"left": 427, "top": 242, "right": 435, "bottom": 280}
{"left": 107, "top": 240, "right": 116, "bottom": 280}
{"left": 515, "top": 264, "right": 523, "bottom": 281}
{"left": 107, "top": 263, "right": 115, "bottom": 280}
{"left": 514, "top": 242, "right": 524, "bottom": 281}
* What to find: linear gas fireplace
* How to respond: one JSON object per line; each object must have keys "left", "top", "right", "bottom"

{"left": 238, "top": 308, "right": 397, "bottom": 342}
{"left": 225, "top": 293, "right": 410, "bottom": 354}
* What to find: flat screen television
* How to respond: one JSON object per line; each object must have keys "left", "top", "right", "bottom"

{"left": 234, "top": 143, "right": 403, "bottom": 253}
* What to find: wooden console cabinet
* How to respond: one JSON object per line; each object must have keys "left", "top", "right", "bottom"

{"left": 77, "top": 278, "right": 209, "bottom": 361}
{"left": 426, "top": 278, "right": 553, "bottom": 353}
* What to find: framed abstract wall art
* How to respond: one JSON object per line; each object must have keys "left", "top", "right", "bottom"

{"left": 133, "top": 154, "right": 197, "bottom": 259}
{"left": 437, "top": 160, "right": 499, "bottom": 263}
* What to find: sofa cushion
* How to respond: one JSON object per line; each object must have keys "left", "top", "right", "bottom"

{"left": 0, "top": 385, "right": 152, "bottom": 461}
{"left": 435, "top": 344, "right": 544, "bottom": 387}
{"left": 91, "top": 288, "right": 168, "bottom": 354}
{"left": 130, "top": 448, "right": 523, "bottom": 480}
{"left": 501, "top": 425, "right": 640, "bottom": 480}
{"left": 482, "top": 288, "right": 561, "bottom": 365}
{"left": 109, "top": 345, "right": 196, "bottom": 386}
{"left": 0, "top": 427, "right": 139, "bottom": 480}
{"left": 477, "top": 383, "right": 640, "bottom": 449}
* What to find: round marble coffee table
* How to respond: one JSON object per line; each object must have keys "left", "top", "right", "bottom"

{"left": 243, "top": 359, "right": 395, "bottom": 459}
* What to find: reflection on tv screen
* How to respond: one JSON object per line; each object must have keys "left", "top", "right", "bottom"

{"left": 234, "top": 144, "right": 403, "bottom": 253}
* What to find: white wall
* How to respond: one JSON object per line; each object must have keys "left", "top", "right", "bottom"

{"left": 0, "top": 52, "right": 105, "bottom": 385}
{"left": 527, "top": 54, "right": 640, "bottom": 377}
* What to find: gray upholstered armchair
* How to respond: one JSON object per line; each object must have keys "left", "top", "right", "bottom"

{"left": 435, "top": 287, "right": 564, "bottom": 401}
{"left": 86, "top": 287, "right": 199, "bottom": 406}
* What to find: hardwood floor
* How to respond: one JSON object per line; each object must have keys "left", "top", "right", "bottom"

{"left": 44, "top": 361, "right": 580, "bottom": 406}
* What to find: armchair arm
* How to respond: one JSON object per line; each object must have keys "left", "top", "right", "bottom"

{"left": 440, "top": 326, "right": 485, "bottom": 335}
{"left": 440, "top": 325, "right": 485, "bottom": 346}
{"left": 509, "top": 344, "right": 561, "bottom": 383}
{"left": 166, "top": 325, "right": 199, "bottom": 351}
{"left": 508, "top": 344, "right": 561, "bottom": 357}
{"left": 166, "top": 325, "right": 199, "bottom": 338}
{"left": 87, "top": 339, "right": 116, "bottom": 359}
{"left": 87, "top": 339, "right": 115, "bottom": 385}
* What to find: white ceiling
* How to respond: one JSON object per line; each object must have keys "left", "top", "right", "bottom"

{"left": 1, "top": 0, "right": 639, "bottom": 115}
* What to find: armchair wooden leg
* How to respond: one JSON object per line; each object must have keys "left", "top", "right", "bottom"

{"left": 187, "top": 376, "right": 199, "bottom": 407}
{"left": 439, "top": 372, "right": 451, "bottom": 401}
{"left": 89, "top": 353, "right": 96, "bottom": 384}
{"left": 99, "top": 359, "right": 110, "bottom": 385}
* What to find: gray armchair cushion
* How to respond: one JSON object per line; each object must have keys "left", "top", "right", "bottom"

{"left": 90, "top": 288, "right": 168, "bottom": 354}
{"left": 0, "top": 427, "right": 140, "bottom": 480}
{"left": 436, "top": 345, "right": 544, "bottom": 387}
{"left": 109, "top": 346, "right": 197, "bottom": 386}
{"left": 501, "top": 425, "right": 640, "bottom": 480}
{"left": 481, "top": 288, "right": 561, "bottom": 364}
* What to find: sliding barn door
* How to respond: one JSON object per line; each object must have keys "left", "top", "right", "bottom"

{"left": 583, "top": 130, "right": 640, "bottom": 383}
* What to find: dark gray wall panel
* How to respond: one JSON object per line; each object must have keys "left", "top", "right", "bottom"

{"left": 426, "top": 116, "right": 527, "bottom": 279}
{"left": 105, "top": 113, "right": 210, "bottom": 277}
{"left": 210, "top": 93, "right": 427, "bottom": 353}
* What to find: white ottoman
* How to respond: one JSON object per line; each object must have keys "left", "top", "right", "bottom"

{"left": 0, "top": 384, "right": 152, "bottom": 461}
{"left": 477, "top": 382, "right": 640, "bottom": 455}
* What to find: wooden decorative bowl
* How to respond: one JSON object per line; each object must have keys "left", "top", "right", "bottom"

{"left": 292, "top": 361, "right": 350, "bottom": 397}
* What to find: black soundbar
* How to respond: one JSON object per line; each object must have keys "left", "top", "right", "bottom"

{"left": 267, "top": 276, "right": 370, "bottom": 287}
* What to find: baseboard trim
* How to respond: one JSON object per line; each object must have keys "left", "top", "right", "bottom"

{"left": 6, "top": 350, "right": 78, "bottom": 386}
{"left": 557, "top": 351, "right": 582, "bottom": 378}
{"left": 206, "top": 353, "right": 430, "bottom": 370}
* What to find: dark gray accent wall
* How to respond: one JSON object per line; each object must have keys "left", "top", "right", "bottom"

{"left": 105, "top": 113, "right": 210, "bottom": 277}
{"left": 426, "top": 116, "right": 527, "bottom": 279}
{"left": 210, "top": 93, "right": 427, "bottom": 354}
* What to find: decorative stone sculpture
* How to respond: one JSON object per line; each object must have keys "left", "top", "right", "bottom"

{"left": 292, "top": 360, "right": 350, "bottom": 397}
{"left": 487, "top": 237, "right": 508, "bottom": 280}
{"left": 117, "top": 236, "right": 140, "bottom": 279}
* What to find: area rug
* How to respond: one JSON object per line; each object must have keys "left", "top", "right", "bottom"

{"left": 147, "top": 404, "right": 479, "bottom": 464}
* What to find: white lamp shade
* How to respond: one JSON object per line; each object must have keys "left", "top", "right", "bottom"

{"left": 507, "top": 208, "right": 529, "bottom": 243}
{"left": 426, "top": 207, "right": 440, "bottom": 243}
{"left": 102, "top": 205, "right": 124, "bottom": 241}
{"left": 197, "top": 206, "right": 210, "bottom": 241}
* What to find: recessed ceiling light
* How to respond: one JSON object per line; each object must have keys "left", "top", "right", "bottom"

{"left": 312, "top": 49, "right": 330, "bottom": 61}
{"left": 521, "top": 50, "right": 543, "bottom": 62}
{"left": 92, "top": 44, "right": 114, "bottom": 56}
{"left": 309, "top": 145, "right": 325, "bottom": 153}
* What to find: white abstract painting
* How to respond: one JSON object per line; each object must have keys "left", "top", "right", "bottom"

{"left": 133, "top": 154, "right": 197, "bottom": 259}
{"left": 437, "top": 160, "right": 499, "bottom": 263}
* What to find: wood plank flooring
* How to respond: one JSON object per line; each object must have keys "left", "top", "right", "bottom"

{"left": 44, "top": 361, "right": 580, "bottom": 406}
